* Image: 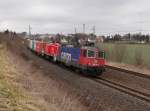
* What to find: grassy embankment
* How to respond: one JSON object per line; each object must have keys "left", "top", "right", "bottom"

{"left": 98, "top": 43, "right": 150, "bottom": 68}
{"left": 0, "top": 43, "right": 36, "bottom": 111}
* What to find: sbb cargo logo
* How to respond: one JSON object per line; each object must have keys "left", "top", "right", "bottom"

{"left": 61, "top": 52, "right": 71, "bottom": 63}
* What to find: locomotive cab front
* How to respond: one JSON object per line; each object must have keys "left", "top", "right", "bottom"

{"left": 79, "top": 47, "right": 105, "bottom": 75}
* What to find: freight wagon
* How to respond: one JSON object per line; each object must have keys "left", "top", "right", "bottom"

{"left": 28, "top": 39, "right": 36, "bottom": 51}
{"left": 35, "top": 41, "right": 47, "bottom": 55}
{"left": 45, "top": 43, "right": 60, "bottom": 62}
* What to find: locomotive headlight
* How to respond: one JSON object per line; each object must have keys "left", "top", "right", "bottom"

{"left": 94, "top": 60, "right": 98, "bottom": 64}
{"left": 87, "top": 62, "right": 91, "bottom": 65}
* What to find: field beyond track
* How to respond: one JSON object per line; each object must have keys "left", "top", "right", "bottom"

{"left": 98, "top": 43, "right": 150, "bottom": 68}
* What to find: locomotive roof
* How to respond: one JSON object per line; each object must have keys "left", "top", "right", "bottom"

{"left": 62, "top": 44, "right": 98, "bottom": 50}
{"left": 81, "top": 46, "right": 98, "bottom": 50}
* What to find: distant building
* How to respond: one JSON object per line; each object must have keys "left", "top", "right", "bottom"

{"left": 96, "top": 36, "right": 104, "bottom": 43}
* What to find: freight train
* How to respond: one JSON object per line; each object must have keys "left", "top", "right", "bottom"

{"left": 27, "top": 39, "right": 105, "bottom": 76}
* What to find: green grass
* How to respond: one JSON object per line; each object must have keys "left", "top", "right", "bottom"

{"left": 97, "top": 43, "right": 150, "bottom": 68}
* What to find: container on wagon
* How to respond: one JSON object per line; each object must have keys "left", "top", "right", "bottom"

{"left": 35, "top": 41, "right": 47, "bottom": 55}
{"left": 44, "top": 43, "right": 60, "bottom": 61}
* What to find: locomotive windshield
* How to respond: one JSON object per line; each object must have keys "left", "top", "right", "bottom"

{"left": 87, "top": 50, "right": 95, "bottom": 57}
{"left": 98, "top": 51, "right": 105, "bottom": 58}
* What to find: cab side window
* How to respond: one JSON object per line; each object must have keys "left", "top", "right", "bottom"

{"left": 83, "top": 50, "right": 87, "bottom": 57}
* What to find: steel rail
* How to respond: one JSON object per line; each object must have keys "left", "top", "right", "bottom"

{"left": 105, "top": 65, "right": 150, "bottom": 79}
{"left": 93, "top": 77, "right": 150, "bottom": 103}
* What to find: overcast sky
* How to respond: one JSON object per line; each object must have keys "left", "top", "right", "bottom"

{"left": 1, "top": 0, "right": 150, "bottom": 35}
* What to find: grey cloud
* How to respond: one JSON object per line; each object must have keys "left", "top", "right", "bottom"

{"left": 0, "top": 0, "right": 150, "bottom": 35}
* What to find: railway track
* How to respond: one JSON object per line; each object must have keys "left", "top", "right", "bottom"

{"left": 101, "top": 65, "right": 150, "bottom": 102}
{"left": 105, "top": 65, "right": 150, "bottom": 79}
{"left": 29, "top": 49, "right": 150, "bottom": 103}
{"left": 93, "top": 77, "right": 150, "bottom": 103}
{"left": 38, "top": 54, "right": 150, "bottom": 103}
